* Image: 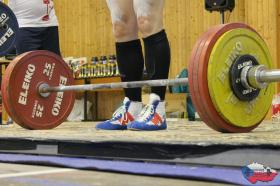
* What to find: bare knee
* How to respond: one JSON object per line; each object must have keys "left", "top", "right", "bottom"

{"left": 112, "top": 21, "right": 129, "bottom": 39}
{"left": 137, "top": 15, "right": 163, "bottom": 37}
{"left": 137, "top": 16, "right": 155, "bottom": 37}
{"left": 112, "top": 19, "right": 138, "bottom": 42}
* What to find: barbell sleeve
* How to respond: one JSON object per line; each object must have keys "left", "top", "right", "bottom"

{"left": 246, "top": 65, "right": 280, "bottom": 89}
{"left": 258, "top": 69, "right": 280, "bottom": 83}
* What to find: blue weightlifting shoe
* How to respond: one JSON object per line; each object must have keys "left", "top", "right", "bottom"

{"left": 128, "top": 94, "right": 167, "bottom": 131}
{"left": 96, "top": 97, "right": 142, "bottom": 130}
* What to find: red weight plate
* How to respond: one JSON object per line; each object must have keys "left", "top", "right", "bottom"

{"left": 2, "top": 51, "right": 75, "bottom": 129}
{"left": 191, "top": 25, "right": 232, "bottom": 132}
{"left": 1, "top": 53, "right": 25, "bottom": 125}
{"left": 189, "top": 25, "right": 224, "bottom": 132}
{"left": 2, "top": 70, "right": 13, "bottom": 117}
{"left": 195, "top": 23, "right": 261, "bottom": 133}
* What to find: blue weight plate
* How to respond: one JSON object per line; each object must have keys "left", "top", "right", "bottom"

{"left": 0, "top": 2, "right": 18, "bottom": 56}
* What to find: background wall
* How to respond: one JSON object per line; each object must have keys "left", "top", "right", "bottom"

{"left": 54, "top": 0, "right": 280, "bottom": 81}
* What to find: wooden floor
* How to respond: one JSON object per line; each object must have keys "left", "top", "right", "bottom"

{"left": 0, "top": 119, "right": 279, "bottom": 146}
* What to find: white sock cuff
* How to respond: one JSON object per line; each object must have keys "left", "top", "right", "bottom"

{"left": 128, "top": 101, "right": 143, "bottom": 117}
{"left": 149, "top": 93, "right": 161, "bottom": 104}
{"left": 157, "top": 101, "right": 166, "bottom": 114}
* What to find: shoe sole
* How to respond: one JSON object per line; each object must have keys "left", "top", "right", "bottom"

{"left": 128, "top": 127, "right": 167, "bottom": 131}
{"left": 127, "top": 128, "right": 142, "bottom": 131}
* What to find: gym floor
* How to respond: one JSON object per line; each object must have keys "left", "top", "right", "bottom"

{"left": 0, "top": 163, "right": 231, "bottom": 186}
{"left": 0, "top": 119, "right": 278, "bottom": 185}
{"left": 0, "top": 119, "right": 279, "bottom": 146}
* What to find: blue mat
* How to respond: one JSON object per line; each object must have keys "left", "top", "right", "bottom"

{"left": 0, "top": 153, "right": 278, "bottom": 186}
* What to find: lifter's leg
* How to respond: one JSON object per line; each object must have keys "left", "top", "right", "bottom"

{"left": 134, "top": 0, "right": 170, "bottom": 101}
{"left": 128, "top": 0, "right": 170, "bottom": 131}
{"left": 96, "top": 0, "right": 144, "bottom": 130}
{"left": 107, "top": 0, "right": 144, "bottom": 102}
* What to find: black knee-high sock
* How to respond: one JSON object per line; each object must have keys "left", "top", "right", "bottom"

{"left": 116, "top": 39, "right": 144, "bottom": 102}
{"left": 143, "top": 30, "right": 171, "bottom": 101}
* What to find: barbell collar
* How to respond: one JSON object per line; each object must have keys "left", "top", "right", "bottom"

{"left": 240, "top": 65, "right": 253, "bottom": 90}
{"left": 39, "top": 78, "right": 189, "bottom": 94}
{"left": 247, "top": 65, "right": 268, "bottom": 89}
{"left": 38, "top": 83, "right": 51, "bottom": 98}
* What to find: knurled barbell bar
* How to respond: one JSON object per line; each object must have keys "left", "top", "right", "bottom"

{"left": 1, "top": 23, "right": 278, "bottom": 133}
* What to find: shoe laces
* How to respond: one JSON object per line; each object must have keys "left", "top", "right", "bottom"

{"left": 137, "top": 104, "right": 155, "bottom": 122}
{"left": 111, "top": 105, "right": 127, "bottom": 121}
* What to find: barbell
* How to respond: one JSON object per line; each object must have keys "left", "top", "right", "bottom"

{"left": 1, "top": 22, "right": 278, "bottom": 133}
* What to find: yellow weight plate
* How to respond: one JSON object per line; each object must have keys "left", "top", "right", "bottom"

{"left": 207, "top": 28, "right": 274, "bottom": 128}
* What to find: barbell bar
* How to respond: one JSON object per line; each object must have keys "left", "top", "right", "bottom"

{"left": 1, "top": 23, "right": 278, "bottom": 132}
{"left": 39, "top": 78, "right": 189, "bottom": 95}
